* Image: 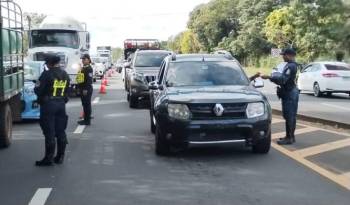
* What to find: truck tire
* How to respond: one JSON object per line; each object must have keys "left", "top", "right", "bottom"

{"left": 0, "top": 103, "right": 13, "bottom": 148}
{"left": 155, "top": 125, "right": 171, "bottom": 156}
{"left": 252, "top": 134, "right": 271, "bottom": 154}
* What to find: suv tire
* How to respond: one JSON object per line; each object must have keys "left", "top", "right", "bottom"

{"left": 0, "top": 103, "right": 12, "bottom": 148}
{"left": 155, "top": 125, "right": 171, "bottom": 156}
{"left": 150, "top": 110, "right": 156, "bottom": 134}
{"left": 252, "top": 134, "right": 271, "bottom": 154}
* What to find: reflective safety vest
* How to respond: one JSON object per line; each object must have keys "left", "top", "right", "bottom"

{"left": 76, "top": 71, "right": 85, "bottom": 84}
{"left": 53, "top": 79, "right": 67, "bottom": 97}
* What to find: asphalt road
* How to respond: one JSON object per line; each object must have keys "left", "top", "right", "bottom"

{"left": 260, "top": 80, "right": 350, "bottom": 125}
{"left": 1, "top": 74, "right": 350, "bottom": 205}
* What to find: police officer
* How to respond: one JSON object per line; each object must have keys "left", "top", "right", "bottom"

{"left": 34, "top": 55, "right": 70, "bottom": 166}
{"left": 77, "top": 54, "right": 93, "bottom": 125}
{"left": 261, "top": 48, "right": 299, "bottom": 145}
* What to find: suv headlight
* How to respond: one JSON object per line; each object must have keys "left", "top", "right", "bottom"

{"left": 168, "top": 104, "right": 191, "bottom": 120}
{"left": 133, "top": 72, "right": 144, "bottom": 83}
{"left": 246, "top": 102, "right": 265, "bottom": 118}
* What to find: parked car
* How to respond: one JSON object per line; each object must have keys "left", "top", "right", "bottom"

{"left": 126, "top": 50, "right": 172, "bottom": 108}
{"left": 149, "top": 54, "right": 272, "bottom": 155}
{"left": 297, "top": 61, "right": 350, "bottom": 97}
{"left": 21, "top": 61, "right": 45, "bottom": 120}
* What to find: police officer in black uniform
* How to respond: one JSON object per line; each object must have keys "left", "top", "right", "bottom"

{"left": 77, "top": 54, "right": 93, "bottom": 125}
{"left": 34, "top": 55, "right": 70, "bottom": 166}
{"left": 261, "top": 48, "right": 299, "bottom": 145}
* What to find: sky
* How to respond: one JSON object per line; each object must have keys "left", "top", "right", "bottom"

{"left": 17, "top": 0, "right": 210, "bottom": 53}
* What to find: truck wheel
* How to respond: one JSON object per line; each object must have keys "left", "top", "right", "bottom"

{"left": 0, "top": 103, "right": 13, "bottom": 148}
{"left": 155, "top": 125, "right": 171, "bottom": 156}
{"left": 150, "top": 110, "right": 156, "bottom": 134}
{"left": 252, "top": 134, "right": 271, "bottom": 154}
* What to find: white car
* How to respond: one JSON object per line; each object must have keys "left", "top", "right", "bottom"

{"left": 297, "top": 61, "right": 350, "bottom": 97}
{"left": 93, "top": 63, "right": 106, "bottom": 79}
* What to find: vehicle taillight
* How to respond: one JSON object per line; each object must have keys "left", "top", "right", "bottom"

{"left": 322, "top": 73, "right": 339, "bottom": 78}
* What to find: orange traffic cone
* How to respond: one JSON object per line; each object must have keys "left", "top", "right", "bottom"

{"left": 108, "top": 70, "right": 112, "bottom": 77}
{"left": 102, "top": 75, "right": 108, "bottom": 86}
{"left": 99, "top": 81, "right": 107, "bottom": 94}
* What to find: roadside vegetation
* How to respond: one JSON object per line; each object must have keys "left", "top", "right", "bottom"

{"left": 167, "top": 0, "right": 350, "bottom": 68}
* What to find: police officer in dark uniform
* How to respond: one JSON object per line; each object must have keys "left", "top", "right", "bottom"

{"left": 34, "top": 55, "right": 70, "bottom": 166}
{"left": 261, "top": 48, "right": 299, "bottom": 145}
{"left": 77, "top": 54, "right": 93, "bottom": 125}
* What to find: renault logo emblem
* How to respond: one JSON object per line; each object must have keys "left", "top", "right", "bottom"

{"left": 213, "top": 103, "right": 224, "bottom": 117}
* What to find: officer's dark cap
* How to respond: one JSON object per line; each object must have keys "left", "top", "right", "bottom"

{"left": 280, "top": 48, "right": 296, "bottom": 56}
{"left": 81, "top": 54, "right": 91, "bottom": 60}
{"left": 45, "top": 54, "right": 61, "bottom": 65}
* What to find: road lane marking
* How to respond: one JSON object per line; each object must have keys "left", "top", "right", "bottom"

{"left": 272, "top": 127, "right": 318, "bottom": 140}
{"left": 321, "top": 103, "right": 350, "bottom": 111}
{"left": 92, "top": 97, "right": 100, "bottom": 104}
{"left": 272, "top": 118, "right": 284, "bottom": 124}
{"left": 294, "top": 138, "right": 350, "bottom": 157}
{"left": 73, "top": 125, "right": 86, "bottom": 134}
{"left": 28, "top": 188, "right": 52, "bottom": 205}
{"left": 271, "top": 143, "right": 350, "bottom": 190}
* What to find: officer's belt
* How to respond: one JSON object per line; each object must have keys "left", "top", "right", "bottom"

{"left": 48, "top": 96, "right": 66, "bottom": 100}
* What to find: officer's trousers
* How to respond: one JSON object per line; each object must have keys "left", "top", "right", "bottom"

{"left": 40, "top": 99, "right": 68, "bottom": 148}
{"left": 80, "top": 86, "right": 93, "bottom": 122}
{"left": 281, "top": 87, "right": 299, "bottom": 138}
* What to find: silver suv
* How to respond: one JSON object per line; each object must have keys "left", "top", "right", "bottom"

{"left": 126, "top": 50, "right": 172, "bottom": 108}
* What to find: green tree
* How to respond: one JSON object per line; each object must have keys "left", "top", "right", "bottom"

{"left": 111, "top": 47, "right": 123, "bottom": 61}
{"left": 180, "top": 30, "right": 202, "bottom": 53}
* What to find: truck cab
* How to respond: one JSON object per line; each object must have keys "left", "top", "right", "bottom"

{"left": 27, "top": 16, "right": 90, "bottom": 94}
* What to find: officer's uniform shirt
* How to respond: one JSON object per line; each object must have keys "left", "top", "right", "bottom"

{"left": 77, "top": 65, "right": 93, "bottom": 89}
{"left": 270, "top": 61, "right": 298, "bottom": 91}
{"left": 35, "top": 67, "right": 70, "bottom": 103}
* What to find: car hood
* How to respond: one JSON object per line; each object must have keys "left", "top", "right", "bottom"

{"left": 134, "top": 67, "right": 160, "bottom": 76}
{"left": 165, "top": 86, "right": 265, "bottom": 104}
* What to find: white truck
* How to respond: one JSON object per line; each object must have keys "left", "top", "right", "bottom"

{"left": 97, "top": 46, "right": 112, "bottom": 69}
{"left": 27, "top": 16, "right": 90, "bottom": 94}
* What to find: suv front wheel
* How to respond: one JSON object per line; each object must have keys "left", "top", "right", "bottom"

{"left": 129, "top": 89, "right": 138, "bottom": 108}
{"left": 252, "top": 134, "right": 271, "bottom": 154}
{"left": 155, "top": 125, "right": 171, "bottom": 156}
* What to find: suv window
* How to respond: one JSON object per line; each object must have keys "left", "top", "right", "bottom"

{"left": 134, "top": 52, "right": 169, "bottom": 68}
{"left": 165, "top": 61, "right": 249, "bottom": 87}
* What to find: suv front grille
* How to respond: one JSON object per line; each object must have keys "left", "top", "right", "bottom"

{"left": 188, "top": 103, "right": 247, "bottom": 120}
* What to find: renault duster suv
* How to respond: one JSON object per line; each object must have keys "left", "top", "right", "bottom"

{"left": 149, "top": 54, "right": 272, "bottom": 155}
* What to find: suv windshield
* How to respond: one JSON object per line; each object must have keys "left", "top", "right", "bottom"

{"left": 134, "top": 52, "right": 168, "bottom": 67}
{"left": 30, "top": 30, "right": 79, "bottom": 49}
{"left": 166, "top": 61, "right": 249, "bottom": 87}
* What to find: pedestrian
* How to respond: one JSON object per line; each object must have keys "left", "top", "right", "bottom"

{"left": 34, "top": 54, "right": 70, "bottom": 166}
{"left": 261, "top": 48, "right": 299, "bottom": 145}
{"left": 77, "top": 54, "right": 94, "bottom": 125}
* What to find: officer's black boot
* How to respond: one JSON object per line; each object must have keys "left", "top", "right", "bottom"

{"left": 36, "top": 144, "right": 55, "bottom": 166}
{"left": 54, "top": 141, "right": 66, "bottom": 164}
{"left": 277, "top": 120, "right": 294, "bottom": 145}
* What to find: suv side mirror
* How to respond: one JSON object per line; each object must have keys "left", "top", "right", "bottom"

{"left": 149, "top": 81, "right": 158, "bottom": 90}
{"left": 253, "top": 78, "right": 264, "bottom": 88}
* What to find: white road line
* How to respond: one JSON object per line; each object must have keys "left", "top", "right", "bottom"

{"left": 321, "top": 103, "right": 350, "bottom": 111}
{"left": 28, "top": 188, "right": 52, "bottom": 205}
{"left": 73, "top": 125, "right": 86, "bottom": 134}
{"left": 92, "top": 97, "right": 100, "bottom": 104}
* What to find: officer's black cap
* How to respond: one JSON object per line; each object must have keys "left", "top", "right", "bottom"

{"left": 81, "top": 54, "right": 91, "bottom": 60}
{"left": 280, "top": 48, "right": 296, "bottom": 56}
{"left": 45, "top": 54, "right": 61, "bottom": 65}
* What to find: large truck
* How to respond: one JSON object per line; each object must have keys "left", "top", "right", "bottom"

{"left": 0, "top": 0, "right": 24, "bottom": 148}
{"left": 27, "top": 16, "right": 90, "bottom": 94}
{"left": 97, "top": 46, "right": 112, "bottom": 68}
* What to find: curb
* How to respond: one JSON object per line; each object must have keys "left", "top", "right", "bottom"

{"left": 272, "top": 109, "right": 350, "bottom": 130}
